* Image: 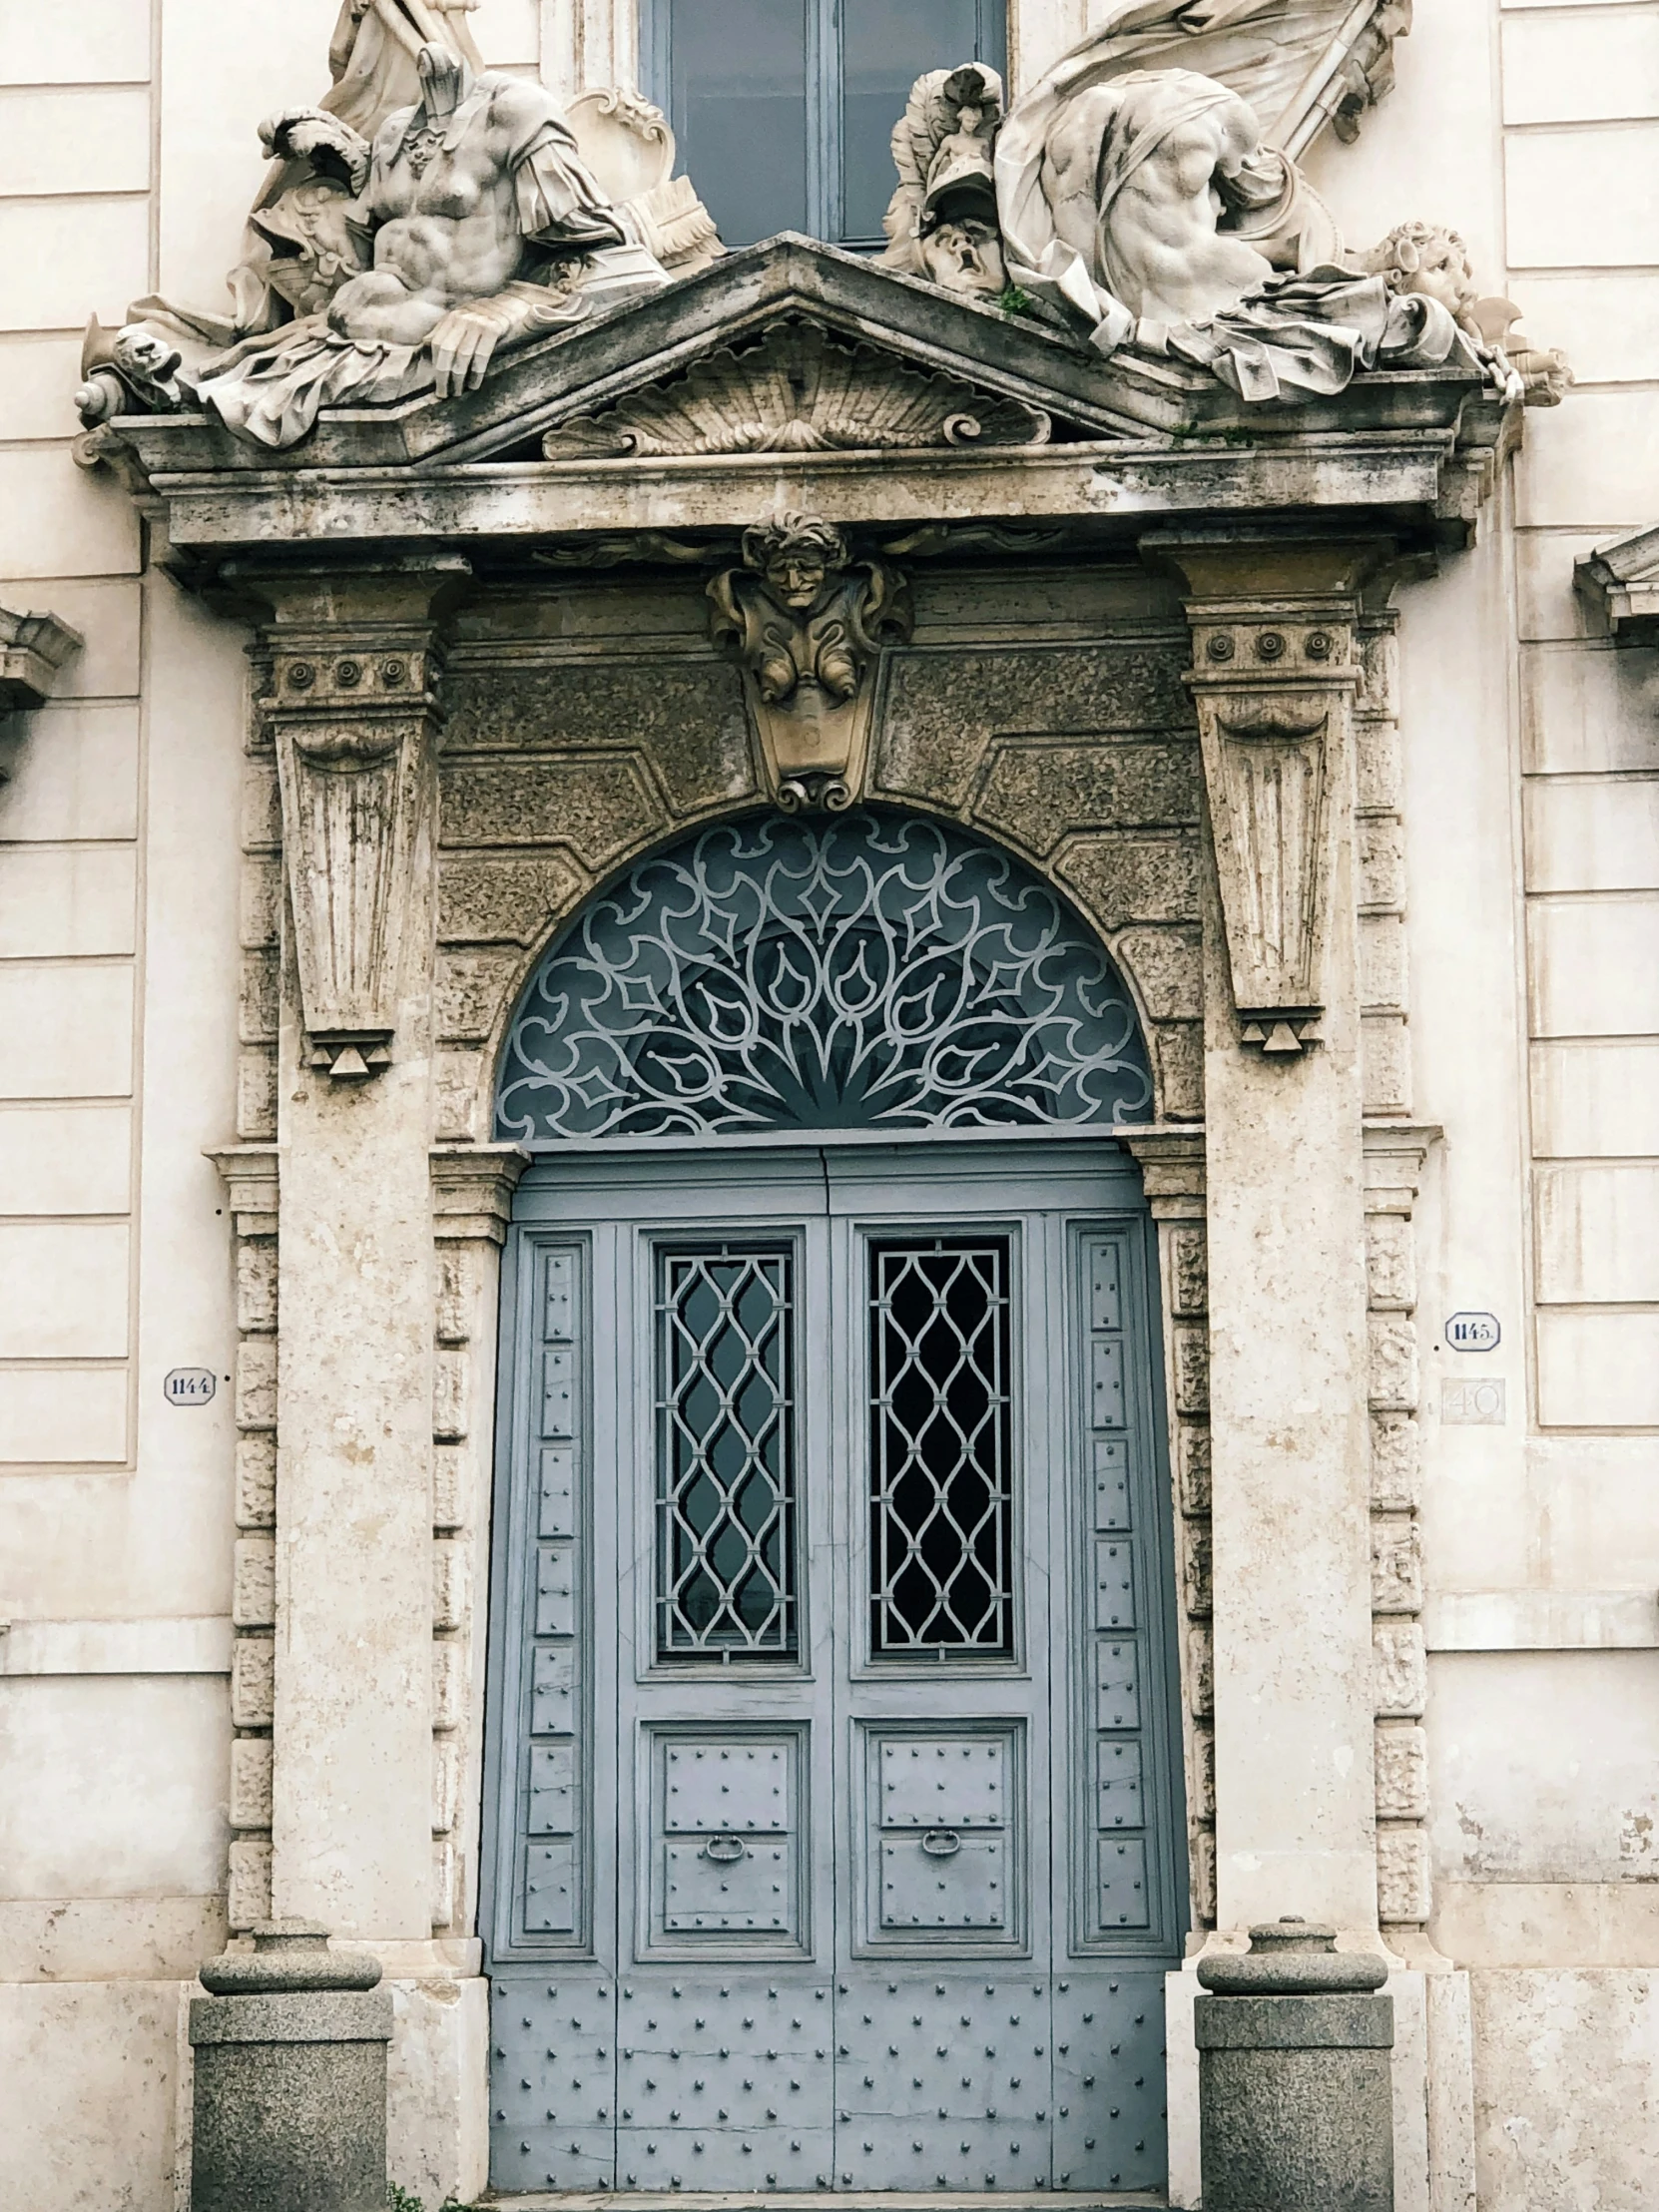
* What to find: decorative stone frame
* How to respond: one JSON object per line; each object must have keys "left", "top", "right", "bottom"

{"left": 109, "top": 239, "right": 1510, "bottom": 2199}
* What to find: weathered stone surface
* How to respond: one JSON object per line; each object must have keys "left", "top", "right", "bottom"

{"left": 877, "top": 646, "right": 1193, "bottom": 810}
{"left": 973, "top": 737, "right": 1201, "bottom": 856}
{"left": 1373, "top": 1621, "right": 1426, "bottom": 1718}
{"left": 1115, "top": 925, "right": 1205, "bottom": 1021}
{"left": 1180, "top": 1424, "right": 1214, "bottom": 1516}
{"left": 1057, "top": 828, "right": 1204, "bottom": 926}
{"left": 444, "top": 659, "right": 755, "bottom": 815}
{"left": 435, "top": 948, "right": 524, "bottom": 1047}
{"left": 1376, "top": 1722, "right": 1429, "bottom": 1820}
{"left": 440, "top": 753, "right": 666, "bottom": 863}
{"left": 1155, "top": 1020, "right": 1206, "bottom": 1119}
{"left": 1369, "top": 1411, "right": 1420, "bottom": 1513}
{"left": 438, "top": 853, "right": 587, "bottom": 947}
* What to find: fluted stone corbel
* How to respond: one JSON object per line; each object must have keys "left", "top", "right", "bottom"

{"left": 238, "top": 559, "right": 469, "bottom": 1079}
{"left": 1152, "top": 540, "right": 1378, "bottom": 1055}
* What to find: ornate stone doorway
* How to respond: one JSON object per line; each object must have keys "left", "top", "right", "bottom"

{"left": 479, "top": 813, "right": 1187, "bottom": 2194}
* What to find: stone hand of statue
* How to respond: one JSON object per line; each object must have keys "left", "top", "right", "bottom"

{"left": 427, "top": 293, "right": 528, "bottom": 397}
{"left": 259, "top": 108, "right": 372, "bottom": 197}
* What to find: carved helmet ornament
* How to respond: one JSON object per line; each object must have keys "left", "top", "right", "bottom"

{"left": 708, "top": 514, "right": 914, "bottom": 816}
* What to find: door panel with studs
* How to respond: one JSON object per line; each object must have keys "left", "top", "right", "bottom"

{"left": 484, "top": 1143, "right": 1184, "bottom": 2193}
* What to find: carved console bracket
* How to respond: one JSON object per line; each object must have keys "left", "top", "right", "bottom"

{"left": 0, "top": 605, "right": 82, "bottom": 760}
{"left": 241, "top": 560, "right": 468, "bottom": 1079}
{"left": 1151, "top": 538, "right": 1378, "bottom": 1056}
{"left": 709, "top": 511, "right": 912, "bottom": 813}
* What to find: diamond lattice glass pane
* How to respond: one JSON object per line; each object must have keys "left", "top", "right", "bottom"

{"left": 869, "top": 1238, "right": 1013, "bottom": 1654}
{"left": 496, "top": 813, "right": 1154, "bottom": 1143}
{"left": 656, "top": 1244, "right": 798, "bottom": 1659}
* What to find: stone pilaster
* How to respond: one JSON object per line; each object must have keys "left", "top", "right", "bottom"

{"left": 429, "top": 1145, "right": 528, "bottom": 1936}
{"left": 208, "top": 1145, "right": 279, "bottom": 1931}
{"left": 1122, "top": 1130, "right": 1214, "bottom": 1930}
{"left": 237, "top": 560, "right": 466, "bottom": 1943}
{"left": 1159, "top": 538, "right": 1382, "bottom": 1933}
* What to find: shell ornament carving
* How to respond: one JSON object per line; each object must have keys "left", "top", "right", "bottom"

{"left": 540, "top": 316, "right": 1052, "bottom": 460}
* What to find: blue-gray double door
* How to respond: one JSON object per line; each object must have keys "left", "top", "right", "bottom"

{"left": 484, "top": 1141, "right": 1184, "bottom": 2196}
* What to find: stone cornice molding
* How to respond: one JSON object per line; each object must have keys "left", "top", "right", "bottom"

{"left": 1363, "top": 1121, "right": 1441, "bottom": 1213}
{"left": 430, "top": 1145, "right": 530, "bottom": 1247}
{"left": 1119, "top": 1126, "right": 1207, "bottom": 1219}
{"left": 207, "top": 1144, "right": 279, "bottom": 1235}
{"left": 235, "top": 558, "right": 469, "bottom": 1082}
{"left": 82, "top": 241, "right": 1514, "bottom": 573}
{"left": 0, "top": 605, "right": 82, "bottom": 721}
{"left": 1574, "top": 525, "right": 1659, "bottom": 646}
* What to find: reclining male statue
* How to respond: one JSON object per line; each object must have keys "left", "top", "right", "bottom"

{"left": 195, "top": 40, "right": 667, "bottom": 446}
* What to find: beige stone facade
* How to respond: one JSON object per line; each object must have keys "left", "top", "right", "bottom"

{"left": 2, "top": 4, "right": 1657, "bottom": 2209}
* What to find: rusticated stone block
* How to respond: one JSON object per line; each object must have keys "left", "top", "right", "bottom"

{"left": 1188, "top": 1621, "right": 1215, "bottom": 1717}
{"left": 1361, "top": 1013, "right": 1410, "bottom": 1118}
{"left": 1357, "top": 620, "right": 1399, "bottom": 721}
{"left": 445, "top": 658, "right": 755, "bottom": 812}
{"left": 1358, "top": 817, "right": 1405, "bottom": 911}
{"left": 432, "top": 1639, "right": 464, "bottom": 1730}
{"left": 433, "top": 1350, "right": 469, "bottom": 1443}
{"left": 237, "top": 1340, "right": 277, "bottom": 1430}
{"left": 238, "top": 1045, "right": 277, "bottom": 1143}
{"left": 1368, "top": 1315, "right": 1417, "bottom": 1412}
{"left": 240, "top": 855, "right": 282, "bottom": 949}
{"left": 233, "top": 1537, "right": 276, "bottom": 1628}
{"left": 236, "top": 1434, "right": 276, "bottom": 1527}
{"left": 227, "top": 1839, "right": 273, "bottom": 1930}
{"left": 1374, "top": 1620, "right": 1426, "bottom": 1717}
{"left": 1179, "top": 1423, "right": 1213, "bottom": 1515}
{"left": 1175, "top": 1323, "right": 1211, "bottom": 1414}
{"left": 1194, "top": 1724, "right": 1216, "bottom": 1819}
{"left": 230, "top": 1737, "right": 274, "bottom": 1829}
{"left": 1371, "top": 1517, "right": 1423, "bottom": 1615}
{"left": 1155, "top": 1019, "right": 1205, "bottom": 1119}
{"left": 1370, "top": 1413, "right": 1420, "bottom": 1513}
{"left": 232, "top": 1637, "right": 276, "bottom": 1728}
{"left": 1114, "top": 924, "right": 1204, "bottom": 1020}
{"left": 1360, "top": 911, "right": 1406, "bottom": 1011}
{"left": 434, "top": 946, "right": 524, "bottom": 1045}
{"left": 1055, "top": 828, "right": 1203, "bottom": 928}
{"left": 432, "top": 1444, "right": 466, "bottom": 1532}
{"left": 242, "top": 763, "right": 282, "bottom": 850}
{"left": 1184, "top": 1522, "right": 1214, "bottom": 1616}
{"left": 1169, "top": 1224, "right": 1208, "bottom": 1317}
{"left": 1365, "top": 1215, "right": 1413, "bottom": 1310}
{"left": 432, "top": 1541, "right": 467, "bottom": 1632}
{"left": 441, "top": 752, "right": 666, "bottom": 865}
{"left": 879, "top": 646, "right": 1194, "bottom": 811}
{"left": 1375, "top": 1723, "right": 1428, "bottom": 1820}
{"left": 435, "top": 1249, "right": 470, "bottom": 1347}
{"left": 1377, "top": 1823, "right": 1431, "bottom": 1923}
{"left": 1191, "top": 1826, "right": 1218, "bottom": 1925}
{"left": 239, "top": 948, "right": 279, "bottom": 1043}
{"left": 438, "top": 851, "right": 586, "bottom": 947}
{"left": 431, "top": 1839, "right": 456, "bottom": 1931}
{"left": 432, "top": 1735, "right": 460, "bottom": 1837}
{"left": 237, "top": 1239, "right": 278, "bottom": 1335}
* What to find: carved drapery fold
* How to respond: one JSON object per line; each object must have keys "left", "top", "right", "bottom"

{"left": 1182, "top": 605, "right": 1361, "bottom": 1052}
{"left": 253, "top": 565, "right": 464, "bottom": 1078}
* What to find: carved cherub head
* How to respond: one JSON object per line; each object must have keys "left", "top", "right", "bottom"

{"left": 1365, "top": 221, "right": 1478, "bottom": 322}
{"left": 744, "top": 513, "right": 849, "bottom": 612}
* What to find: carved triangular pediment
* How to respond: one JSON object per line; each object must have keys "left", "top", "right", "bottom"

{"left": 535, "top": 312, "right": 1065, "bottom": 461}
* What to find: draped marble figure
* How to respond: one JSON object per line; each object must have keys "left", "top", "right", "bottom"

{"left": 196, "top": 41, "right": 667, "bottom": 446}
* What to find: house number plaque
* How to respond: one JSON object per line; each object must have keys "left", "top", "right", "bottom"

{"left": 164, "top": 1368, "right": 218, "bottom": 1405}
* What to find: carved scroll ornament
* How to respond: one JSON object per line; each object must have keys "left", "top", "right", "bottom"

{"left": 540, "top": 317, "right": 1051, "bottom": 460}
{"left": 709, "top": 513, "right": 913, "bottom": 814}
{"left": 1186, "top": 617, "right": 1359, "bottom": 1053}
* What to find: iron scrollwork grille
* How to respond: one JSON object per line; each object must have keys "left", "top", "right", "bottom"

{"left": 868, "top": 1236, "right": 1014, "bottom": 1656}
{"left": 495, "top": 812, "right": 1154, "bottom": 1143}
{"left": 655, "top": 1241, "right": 800, "bottom": 1661}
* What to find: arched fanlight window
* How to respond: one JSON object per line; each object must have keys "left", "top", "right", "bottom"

{"left": 495, "top": 811, "right": 1154, "bottom": 1143}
